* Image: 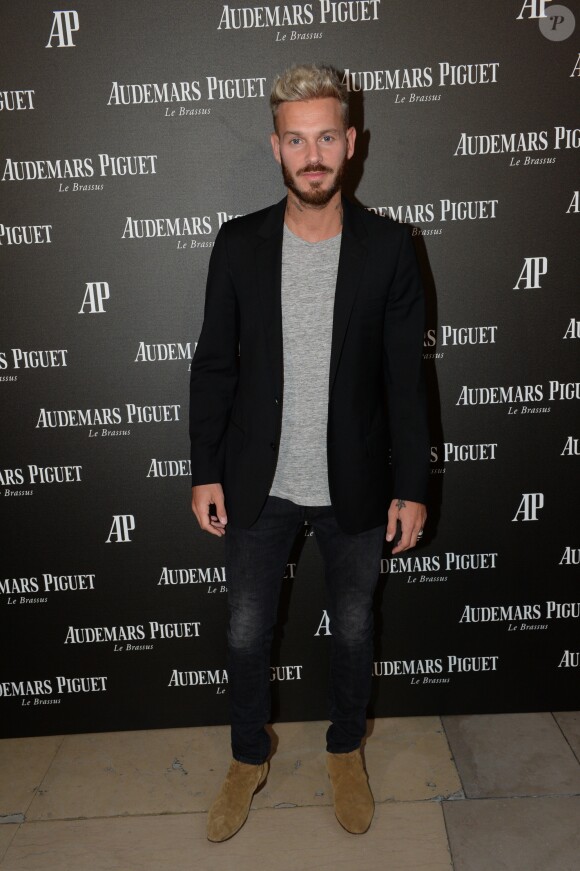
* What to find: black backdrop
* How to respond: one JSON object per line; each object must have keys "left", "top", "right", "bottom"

{"left": 1, "top": 0, "right": 578, "bottom": 738}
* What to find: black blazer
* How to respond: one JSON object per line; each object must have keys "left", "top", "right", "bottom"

{"left": 189, "top": 196, "right": 429, "bottom": 534}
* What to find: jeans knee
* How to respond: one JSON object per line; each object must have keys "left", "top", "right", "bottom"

{"left": 330, "top": 608, "right": 373, "bottom": 647}
{"left": 227, "top": 607, "right": 271, "bottom": 652}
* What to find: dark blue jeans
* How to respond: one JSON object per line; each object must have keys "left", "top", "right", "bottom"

{"left": 225, "top": 495, "right": 385, "bottom": 764}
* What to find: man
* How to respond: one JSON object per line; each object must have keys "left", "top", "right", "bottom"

{"left": 190, "top": 63, "right": 429, "bottom": 842}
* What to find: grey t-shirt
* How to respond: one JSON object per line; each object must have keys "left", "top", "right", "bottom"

{"left": 269, "top": 223, "right": 342, "bottom": 506}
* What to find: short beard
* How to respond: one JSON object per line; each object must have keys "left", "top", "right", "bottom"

{"left": 281, "top": 156, "right": 347, "bottom": 207}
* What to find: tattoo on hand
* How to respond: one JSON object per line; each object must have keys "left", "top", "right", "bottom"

{"left": 396, "top": 499, "right": 407, "bottom": 510}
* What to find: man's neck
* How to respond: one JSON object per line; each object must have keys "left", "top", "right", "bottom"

{"left": 284, "top": 190, "right": 343, "bottom": 243}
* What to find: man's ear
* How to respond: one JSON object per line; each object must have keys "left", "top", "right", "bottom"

{"left": 270, "top": 131, "right": 281, "bottom": 165}
{"left": 346, "top": 125, "right": 356, "bottom": 160}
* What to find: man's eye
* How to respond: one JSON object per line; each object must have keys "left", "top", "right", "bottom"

{"left": 322, "top": 135, "right": 334, "bottom": 142}
{"left": 290, "top": 138, "right": 301, "bottom": 145}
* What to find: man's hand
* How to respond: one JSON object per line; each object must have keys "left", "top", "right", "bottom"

{"left": 386, "top": 498, "right": 426, "bottom": 554}
{"left": 191, "top": 484, "right": 228, "bottom": 537}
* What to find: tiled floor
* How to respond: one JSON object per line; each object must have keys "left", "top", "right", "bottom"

{"left": 0, "top": 712, "right": 578, "bottom": 870}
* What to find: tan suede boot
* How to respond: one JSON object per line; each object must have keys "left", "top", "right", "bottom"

{"left": 206, "top": 759, "right": 268, "bottom": 842}
{"left": 326, "top": 748, "right": 374, "bottom": 834}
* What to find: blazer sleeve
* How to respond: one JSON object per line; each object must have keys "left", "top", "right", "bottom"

{"left": 383, "top": 225, "right": 430, "bottom": 504}
{"left": 189, "top": 225, "right": 239, "bottom": 486}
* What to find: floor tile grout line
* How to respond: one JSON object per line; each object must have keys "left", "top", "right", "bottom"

{"left": 440, "top": 791, "right": 580, "bottom": 803}
{"left": 11, "top": 792, "right": 580, "bottom": 830}
{"left": 21, "top": 735, "right": 67, "bottom": 820}
{"left": 431, "top": 715, "right": 456, "bottom": 871}
{"left": 438, "top": 716, "right": 467, "bottom": 800}
{"left": 0, "top": 824, "right": 21, "bottom": 865}
{"left": 551, "top": 712, "right": 580, "bottom": 766}
{"left": 14, "top": 794, "right": 478, "bottom": 826}
{"left": 432, "top": 717, "right": 456, "bottom": 871}
{"left": 439, "top": 798, "right": 456, "bottom": 871}
{"left": 21, "top": 791, "right": 513, "bottom": 827}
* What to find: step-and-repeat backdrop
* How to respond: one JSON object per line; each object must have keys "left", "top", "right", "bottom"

{"left": 1, "top": 1, "right": 578, "bottom": 738}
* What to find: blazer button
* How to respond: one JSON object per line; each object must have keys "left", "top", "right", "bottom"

{"left": 270, "top": 442, "right": 277, "bottom": 450}
{"left": 274, "top": 398, "right": 280, "bottom": 405}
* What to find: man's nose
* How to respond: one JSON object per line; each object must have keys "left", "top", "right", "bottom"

{"left": 305, "top": 139, "right": 322, "bottom": 164}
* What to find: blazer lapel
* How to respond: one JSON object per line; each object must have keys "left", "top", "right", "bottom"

{"left": 255, "top": 198, "right": 286, "bottom": 398}
{"left": 329, "top": 198, "right": 368, "bottom": 397}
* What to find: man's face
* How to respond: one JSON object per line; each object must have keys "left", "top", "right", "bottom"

{"left": 270, "top": 97, "right": 356, "bottom": 207}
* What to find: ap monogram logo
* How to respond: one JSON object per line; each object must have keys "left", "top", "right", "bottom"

{"left": 46, "top": 11, "right": 79, "bottom": 47}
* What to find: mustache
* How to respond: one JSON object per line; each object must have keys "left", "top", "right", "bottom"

{"left": 296, "top": 163, "right": 332, "bottom": 176}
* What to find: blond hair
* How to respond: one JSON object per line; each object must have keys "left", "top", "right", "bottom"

{"left": 270, "top": 64, "right": 349, "bottom": 129}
